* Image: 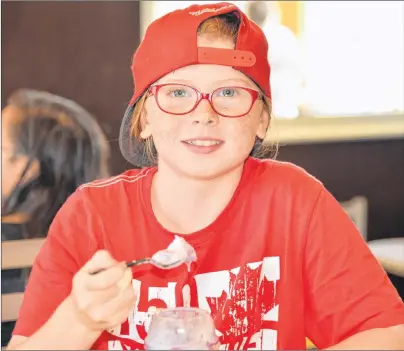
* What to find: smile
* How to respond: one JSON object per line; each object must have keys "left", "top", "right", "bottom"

{"left": 183, "top": 140, "right": 222, "bottom": 146}
{"left": 181, "top": 139, "right": 224, "bottom": 154}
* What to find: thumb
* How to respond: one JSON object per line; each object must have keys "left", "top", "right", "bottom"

{"left": 82, "top": 250, "right": 118, "bottom": 274}
{"left": 117, "top": 267, "right": 133, "bottom": 291}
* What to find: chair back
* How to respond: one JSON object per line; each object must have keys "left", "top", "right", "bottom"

{"left": 1, "top": 238, "right": 45, "bottom": 322}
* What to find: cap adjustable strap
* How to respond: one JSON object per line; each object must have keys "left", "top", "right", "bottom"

{"left": 198, "top": 47, "right": 256, "bottom": 67}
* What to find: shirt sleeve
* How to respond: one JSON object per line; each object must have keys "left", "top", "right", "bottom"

{"left": 304, "top": 188, "right": 404, "bottom": 349}
{"left": 12, "top": 189, "right": 99, "bottom": 338}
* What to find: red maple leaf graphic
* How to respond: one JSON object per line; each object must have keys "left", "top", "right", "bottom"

{"left": 206, "top": 263, "right": 277, "bottom": 349}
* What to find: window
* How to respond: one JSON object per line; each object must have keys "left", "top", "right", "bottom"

{"left": 300, "top": 1, "right": 404, "bottom": 117}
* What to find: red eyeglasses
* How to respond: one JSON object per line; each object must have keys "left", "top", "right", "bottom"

{"left": 149, "top": 84, "right": 262, "bottom": 118}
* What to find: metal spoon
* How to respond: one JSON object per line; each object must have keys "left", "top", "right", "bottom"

{"left": 126, "top": 257, "right": 183, "bottom": 269}
{"left": 90, "top": 257, "right": 182, "bottom": 275}
{"left": 91, "top": 235, "right": 196, "bottom": 275}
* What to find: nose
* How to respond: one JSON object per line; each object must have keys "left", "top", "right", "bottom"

{"left": 191, "top": 99, "right": 219, "bottom": 125}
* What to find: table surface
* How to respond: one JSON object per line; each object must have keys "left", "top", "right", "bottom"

{"left": 368, "top": 238, "right": 404, "bottom": 263}
{"left": 367, "top": 238, "right": 404, "bottom": 277}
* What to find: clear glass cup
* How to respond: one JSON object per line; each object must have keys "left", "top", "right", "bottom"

{"left": 144, "top": 307, "right": 220, "bottom": 350}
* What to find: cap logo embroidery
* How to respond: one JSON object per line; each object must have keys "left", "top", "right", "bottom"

{"left": 189, "top": 4, "right": 235, "bottom": 16}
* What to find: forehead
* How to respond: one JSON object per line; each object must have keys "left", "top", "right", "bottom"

{"left": 156, "top": 36, "right": 258, "bottom": 90}
{"left": 2, "top": 105, "right": 23, "bottom": 147}
{"left": 2, "top": 105, "right": 24, "bottom": 130}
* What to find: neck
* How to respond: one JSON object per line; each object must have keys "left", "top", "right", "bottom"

{"left": 151, "top": 161, "right": 245, "bottom": 234}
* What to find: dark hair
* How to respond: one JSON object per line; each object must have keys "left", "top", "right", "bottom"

{"left": 3, "top": 89, "right": 110, "bottom": 238}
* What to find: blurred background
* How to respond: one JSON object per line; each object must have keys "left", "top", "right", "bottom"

{"left": 1, "top": 1, "right": 404, "bottom": 345}
{"left": 3, "top": 0, "right": 403, "bottom": 243}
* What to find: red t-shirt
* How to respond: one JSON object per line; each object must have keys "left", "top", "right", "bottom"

{"left": 13, "top": 158, "right": 404, "bottom": 350}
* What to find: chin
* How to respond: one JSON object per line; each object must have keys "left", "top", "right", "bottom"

{"left": 172, "top": 156, "right": 246, "bottom": 181}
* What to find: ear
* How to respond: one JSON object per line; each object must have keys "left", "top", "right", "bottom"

{"left": 256, "top": 105, "right": 270, "bottom": 140}
{"left": 140, "top": 124, "right": 152, "bottom": 139}
{"left": 139, "top": 110, "right": 152, "bottom": 139}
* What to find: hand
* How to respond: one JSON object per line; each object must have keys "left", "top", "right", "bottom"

{"left": 70, "top": 250, "right": 136, "bottom": 331}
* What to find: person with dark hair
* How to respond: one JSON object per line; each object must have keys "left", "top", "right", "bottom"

{"left": 2, "top": 89, "right": 110, "bottom": 238}
{"left": 1, "top": 89, "right": 110, "bottom": 345}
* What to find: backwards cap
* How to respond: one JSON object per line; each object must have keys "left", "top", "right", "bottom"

{"left": 120, "top": 2, "right": 271, "bottom": 166}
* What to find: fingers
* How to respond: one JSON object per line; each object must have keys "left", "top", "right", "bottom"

{"left": 97, "top": 286, "right": 137, "bottom": 328}
{"left": 75, "top": 251, "right": 127, "bottom": 291}
{"left": 84, "top": 263, "right": 127, "bottom": 291}
{"left": 71, "top": 250, "right": 136, "bottom": 332}
{"left": 78, "top": 282, "right": 137, "bottom": 329}
{"left": 82, "top": 250, "right": 118, "bottom": 274}
{"left": 117, "top": 266, "right": 133, "bottom": 291}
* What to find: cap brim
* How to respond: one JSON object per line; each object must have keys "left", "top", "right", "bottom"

{"left": 119, "top": 103, "right": 154, "bottom": 168}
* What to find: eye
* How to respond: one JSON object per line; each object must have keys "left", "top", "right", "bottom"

{"left": 169, "top": 89, "right": 188, "bottom": 98}
{"left": 217, "top": 88, "right": 236, "bottom": 97}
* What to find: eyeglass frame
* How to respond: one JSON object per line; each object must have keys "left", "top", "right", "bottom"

{"left": 148, "top": 83, "right": 263, "bottom": 118}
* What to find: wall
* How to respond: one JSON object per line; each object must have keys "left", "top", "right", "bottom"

{"left": 1, "top": 1, "right": 140, "bottom": 174}
{"left": 275, "top": 138, "right": 404, "bottom": 241}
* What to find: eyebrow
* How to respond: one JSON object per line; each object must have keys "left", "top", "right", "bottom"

{"left": 215, "top": 78, "right": 254, "bottom": 87}
{"left": 160, "top": 78, "right": 193, "bottom": 84}
{"left": 158, "top": 77, "right": 254, "bottom": 88}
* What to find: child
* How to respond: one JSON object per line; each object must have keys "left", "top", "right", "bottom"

{"left": 7, "top": 3, "right": 404, "bottom": 350}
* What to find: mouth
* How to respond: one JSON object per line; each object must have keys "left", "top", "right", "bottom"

{"left": 182, "top": 139, "right": 222, "bottom": 146}
{"left": 181, "top": 138, "right": 224, "bottom": 154}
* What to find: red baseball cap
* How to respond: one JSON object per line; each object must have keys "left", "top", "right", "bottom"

{"left": 120, "top": 2, "right": 271, "bottom": 166}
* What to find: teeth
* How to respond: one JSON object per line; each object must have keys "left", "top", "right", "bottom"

{"left": 185, "top": 140, "right": 221, "bottom": 146}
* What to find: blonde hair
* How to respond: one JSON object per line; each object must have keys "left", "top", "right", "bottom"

{"left": 130, "top": 12, "right": 275, "bottom": 163}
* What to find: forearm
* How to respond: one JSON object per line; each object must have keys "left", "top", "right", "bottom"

{"left": 325, "top": 325, "right": 404, "bottom": 350}
{"left": 7, "top": 296, "right": 101, "bottom": 350}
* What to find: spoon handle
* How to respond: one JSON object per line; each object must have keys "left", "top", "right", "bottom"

{"left": 126, "top": 257, "right": 152, "bottom": 267}
{"left": 90, "top": 257, "right": 152, "bottom": 275}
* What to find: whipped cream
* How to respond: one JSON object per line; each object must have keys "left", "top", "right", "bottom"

{"left": 152, "top": 235, "right": 197, "bottom": 271}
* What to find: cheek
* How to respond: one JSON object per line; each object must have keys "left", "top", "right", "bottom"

{"left": 1, "top": 156, "right": 24, "bottom": 196}
{"left": 225, "top": 115, "right": 261, "bottom": 145}
{"left": 147, "top": 107, "right": 184, "bottom": 146}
